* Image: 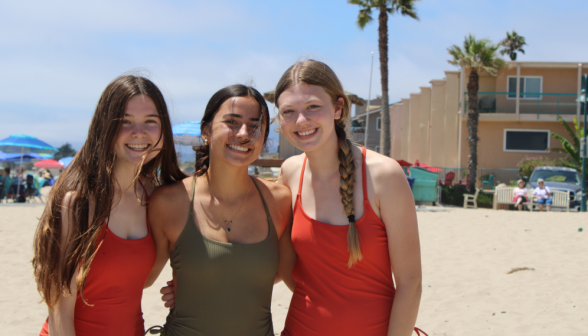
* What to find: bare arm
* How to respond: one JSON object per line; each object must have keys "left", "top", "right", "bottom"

{"left": 275, "top": 164, "right": 298, "bottom": 291}
{"left": 377, "top": 161, "right": 422, "bottom": 336}
{"left": 48, "top": 192, "right": 78, "bottom": 336}
{"left": 144, "top": 187, "right": 172, "bottom": 289}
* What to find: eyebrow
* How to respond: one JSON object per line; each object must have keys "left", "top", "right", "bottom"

{"left": 224, "top": 113, "right": 260, "bottom": 122}
{"left": 124, "top": 114, "right": 160, "bottom": 118}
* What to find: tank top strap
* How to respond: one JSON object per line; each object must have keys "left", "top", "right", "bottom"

{"left": 250, "top": 177, "right": 273, "bottom": 227}
{"left": 189, "top": 176, "right": 197, "bottom": 214}
{"left": 361, "top": 147, "right": 368, "bottom": 201}
{"left": 298, "top": 155, "right": 307, "bottom": 196}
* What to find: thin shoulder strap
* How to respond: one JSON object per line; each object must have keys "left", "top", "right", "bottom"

{"left": 297, "top": 155, "right": 307, "bottom": 196}
{"left": 250, "top": 177, "right": 273, "bottom": 226}
{"left": 189, "top": 176, "right": 197, "bottom": 214}
{"left": 361, "top": 147, "right": 368, "bottom": 201}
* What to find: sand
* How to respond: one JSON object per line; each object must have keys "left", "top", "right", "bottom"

{"left": 1, "top": 204, "right": 586, "bottom": 335}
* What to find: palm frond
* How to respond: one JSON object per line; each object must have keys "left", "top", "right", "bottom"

{"left": 552, "top": 132, "right": 581, "bottom": 164}
{"left": 557, "top": 115, "right": 580, "bottom": 149}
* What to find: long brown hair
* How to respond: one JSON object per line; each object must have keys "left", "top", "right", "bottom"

{"left": 194, "top": 84, "right": 270, "bottom": 176}
{"left": 33, "top": 75, "right": 186, "bottom": 307}
{"left": 274, "top": 60, "right": 362, "bottom": 268}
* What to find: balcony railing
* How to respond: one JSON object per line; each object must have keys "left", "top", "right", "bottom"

{"left": 464, "top": 92, "right": 578, "bottom": 118}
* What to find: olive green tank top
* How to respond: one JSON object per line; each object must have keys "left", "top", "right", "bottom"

{"left": 160, "top": 176, "right": 279, "bottom": 336}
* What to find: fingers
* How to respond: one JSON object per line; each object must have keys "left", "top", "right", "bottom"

{"left": 163, "top": 299, "right": 175, "bottom": 309}
{"left": 160, "top": 286, "right": 173, "bottom": 295}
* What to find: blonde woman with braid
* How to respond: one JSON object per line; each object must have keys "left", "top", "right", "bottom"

{"left": 275, "top": 60, "right": 425, "bottom": 336}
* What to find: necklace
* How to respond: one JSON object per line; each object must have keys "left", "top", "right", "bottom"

{"left": 206, "top": 173, "right": 252, "bottom": 233}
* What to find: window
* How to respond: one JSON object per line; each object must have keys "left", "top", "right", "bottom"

{"left": 507, "top": 76, "right": 542, "bottom": 99}
{"left": 375, "top": 145, "right": 381, "bottom": 153}
{"left": 376, "top": 117, "right": 381, "bottom": 131}
{"left": 504, "top": 129, "right": 550, "bottom": 152}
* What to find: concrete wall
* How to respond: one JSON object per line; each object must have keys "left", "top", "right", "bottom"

{"left": 458, "top": 120, "right": 573, "bottom": 169}
{"left": 408, "top": 94, "right": 421, "bottom": 163}
{"left": 390, "top": 104, "right": 402, "bottom": 159}
{"left": 401, "top": 99, "right": 410, "bottom": 160}
{"left": 366, "top": 111, "right": 381, "bottom": 151}
{"left": 429, "top": 80, "right": 446, "bottom": 167}
{"left": 444, "top": 71, "right": 460, "bottom": 167}
{"left": 419, "top": 87, "right": 431, "bottom": 164}
{"left": 278, "top": 132, "right": 303, "bottom": 159}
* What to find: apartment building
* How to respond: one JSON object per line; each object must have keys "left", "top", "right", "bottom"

{"left": 390, "top": 62, "right": 586, "bottom": 169}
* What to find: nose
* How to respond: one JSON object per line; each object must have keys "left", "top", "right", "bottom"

{"left": 295, "top": 110, "right": 310, "bottom": 126}
{"left": 131, "top": 123, "right": 147, "bottom": 138}
{"left": 235, "top": 123, "right": 250, "bottom": 142}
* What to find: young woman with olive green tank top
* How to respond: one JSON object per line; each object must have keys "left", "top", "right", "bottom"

{"left": 146, "top": 85, "right": 291, "bottom": 336}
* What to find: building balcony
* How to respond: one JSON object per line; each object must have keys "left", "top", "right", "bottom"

{"left": 464, "top": 92, "right": 579, "bottom": 121}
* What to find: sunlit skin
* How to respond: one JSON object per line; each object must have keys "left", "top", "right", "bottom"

{"left": 277, "top": 84, "right": 343, "bottom": 155}
{"left": 205, "top": 96, "right": 265, "bottom": 171}
{"left": 113, "top": 94, "right": 163, "bottom": 171}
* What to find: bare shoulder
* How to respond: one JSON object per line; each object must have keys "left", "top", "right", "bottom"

{"left": 251, "top": 176, "right": 292, "bottom": 206}
{"left": 364, "top": 149, "right": 407, "bottom": 195}
{"left": 149, "top": 178, "right": 191, "bottom": 229}
{"left": 280, "top": 154, "right": 305, "bottom": 187}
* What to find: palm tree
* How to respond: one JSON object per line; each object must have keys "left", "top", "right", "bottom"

{"left": 448, "top": 35, "right": 506, "bottom": 193}
{"left": 349, "top": 0, "right": 418, "bottom": 157}
{"left": 551, "top": 116, "right": 583, "bottom": 170}
{"left": 499, "top": 30, "right": 526, "bottom": 61}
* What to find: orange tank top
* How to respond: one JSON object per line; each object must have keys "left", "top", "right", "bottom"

{"left": 40, "top": 180, "right": 156, "bottom": 336}
{"left": 282, "top": 147, "right": 425, "bottom": 336}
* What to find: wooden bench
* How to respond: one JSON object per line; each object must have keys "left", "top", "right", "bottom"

{"left": 493, "top": 187, "right": 570, "bottom": 211}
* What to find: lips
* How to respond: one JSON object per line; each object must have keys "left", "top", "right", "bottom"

{"left": 126, "top": 144, "right": 150, "bottom": 152}
{"left": 227, "top": 144, "right": 251, "bottom": 153}
{"left": 295, "top": 128, "right": 317, "bottom": 137}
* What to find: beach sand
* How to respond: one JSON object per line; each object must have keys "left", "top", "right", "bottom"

{"left": 1, "top": 204, "right": 586, "bottom": 335}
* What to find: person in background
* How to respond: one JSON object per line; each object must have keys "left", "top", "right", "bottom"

{"left": 533, "top": 178, "right": 552, "bottom": 211}
{"left": 512, "top": 179, "right": 528, "bottom": 211}
{"left": 1, "top": 167, "right": 12, "bottom": 201}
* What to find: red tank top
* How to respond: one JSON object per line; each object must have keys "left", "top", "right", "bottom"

{"left": 40, "top": 181, "right": 156, "bottom": 336}
{"left": 282, "top": 148, "right": 424, "bottom": 336}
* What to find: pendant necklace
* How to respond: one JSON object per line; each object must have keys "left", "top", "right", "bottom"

{"left": 206, "top": 172, "right": 251, "bottom": 233}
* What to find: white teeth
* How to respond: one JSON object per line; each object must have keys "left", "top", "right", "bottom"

{"left": 228, "top": 144, "right": 249, "bottom": 152}
{"left": 298, "top": 129, "right": 317, "bottom": 136}
{"left": 127, "top": 144, "right": 149, "bottom": 150}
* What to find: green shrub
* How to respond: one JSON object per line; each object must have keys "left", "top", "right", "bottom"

{"left": 441, "top": 184, "right": 493, "bottom": 208}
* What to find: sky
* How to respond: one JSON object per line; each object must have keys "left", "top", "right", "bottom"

{"left": 1, "top": 0, "right": 586, "bottom": 158}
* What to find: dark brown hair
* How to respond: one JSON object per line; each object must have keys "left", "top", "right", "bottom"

{"left": 194, "top": 84, "right": 270, "bottom": 176}
{"left": 274, "top": 60, "right": 361, "bottom": 268}
{"left": 33, "top": 75, "right": 186, "bottom": 307}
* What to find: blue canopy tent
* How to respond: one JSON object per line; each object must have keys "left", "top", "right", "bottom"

{"left": 0, "top": 134, "right": 58, "bottom": 197}
{"left": 172, "top": 121, "right": 202, "bottom": 145}
{"left": 0, "top": 152, "right": 44, "bottom": 162}
{"left": 58, "top": 156, "right": 75, "bottom": 167}
{"left": 172, "top": 121, "right": 202, "bottom": 163}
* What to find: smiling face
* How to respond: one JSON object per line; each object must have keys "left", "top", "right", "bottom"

{"left": 277, "top": 84, "right": 343, "bottom": 152}
{"left": 203, "top": 96, "right": 266, "bottom": 168}
{"left": 113, "top": 94, "right": 163, "bottom": 166}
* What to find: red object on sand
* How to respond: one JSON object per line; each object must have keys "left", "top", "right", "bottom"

{"left": 33, "top": 159, "right": 64, "bottom": 169}
{"left": 396, "top": 159, "right": 413, "bottom": 167}
{"left": 413, "top": 159, "right": 442, "bottom": 173}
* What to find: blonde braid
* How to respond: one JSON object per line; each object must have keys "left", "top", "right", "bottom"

{"left": 336, "top": 128, "right": 362, "bottom": 268}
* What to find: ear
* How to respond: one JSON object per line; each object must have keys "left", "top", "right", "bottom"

{"left": 333, "top": 97, "right": 344, "bottom": 120}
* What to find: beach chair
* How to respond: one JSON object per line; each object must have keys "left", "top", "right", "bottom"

{"left": 463, "top": 188, "right": 480, "bottom": 209}
{"left": 443, "top": 172, "right": 455, "bottom": 186}
{"left": 482, "top": 175, "right": 494, "bottom": 190}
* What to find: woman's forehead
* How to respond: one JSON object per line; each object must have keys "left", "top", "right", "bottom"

{"left": 217, "top": 96, "right": 261, "bottom": 118}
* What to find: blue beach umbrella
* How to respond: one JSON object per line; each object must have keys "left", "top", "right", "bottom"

{"left": 58, "top": 156, "right": 75, "bottom": 167}
{"left": 0, "top": 152, "right": 44, "bottom": 162}
{"left": 0, "top": 134, "right": 58, "bottom": 195}
{"left": 172, "top": 121, "right": 202, "bottom": 146}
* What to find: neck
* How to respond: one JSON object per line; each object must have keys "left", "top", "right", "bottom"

{"left": 205, "top": 159, "right": 251, "bottom": 201}
{"left": 112, "top": 159, "right": 142, "bottom": 195}
{"left": 304, "top": 131, "right": 342, "bottom": 180}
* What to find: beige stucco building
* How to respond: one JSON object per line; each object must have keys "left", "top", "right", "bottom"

{"left": 390, "top": 61, "right": 587, "bottom": 169}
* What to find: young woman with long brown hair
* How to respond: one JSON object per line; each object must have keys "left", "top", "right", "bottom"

{"left": 33, "top": 75, "right": 185, "bottom": 336}
{"left": 146, "top": 84, "right": 291, "bottom": 335}
{"left": 275, "top": 60, "right": 425, "bottom": 336}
